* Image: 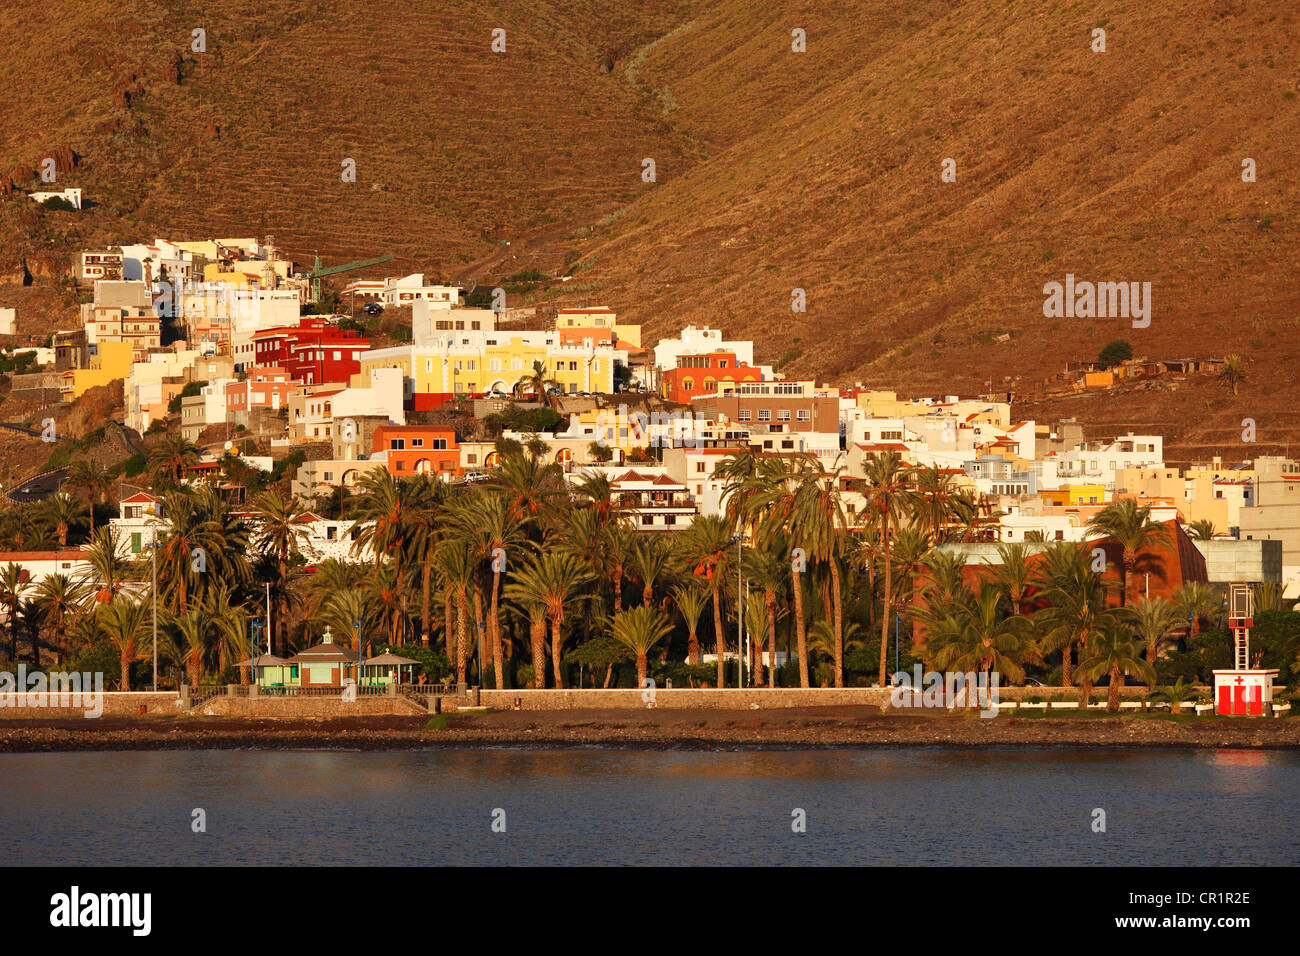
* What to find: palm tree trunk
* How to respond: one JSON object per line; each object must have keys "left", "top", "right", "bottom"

{"left": 444, "top": 593, "right": 455, "bottom": 665}
{"left": 830, "top": 559, "right": 844, "bottom": 688}
{"left": 636, "top": 652, "right": 647, "bottom": 686}
{"left": 530, "top": 615, "right": 547, "bottom": 688}
{"left": 878, "top": 515, "right": 893, "bottom": 686}
{"left": 550, "top": 615, "right": 565, "bottom": 688}
{"left": 792, "top": 569, "right": 809, "bottom": 688}
{"left": 121, "top": 642, "right": 132, "bottom": 691}
{"left": 1061, "top": 640, "right": 1073, "bottom": 687}
{"left": 766, "top": 592, "right": 777, "bottom": 688}
{"left": 420, "top": 564, "right": 432, "bottom": 648}
{"left": 490, "top": 569, "right": 504, "bottom": 690}
{"left": 454, "top": 590, "right": 468, "bottom": 685}
{"left": 687, "top": 627, "right": 699, "bottom": 666}
{"left": 1107, "top": 663, "right": 1121, "bottom": 712}
{"left": 711, "top": 582, "right": 725, "bottom": 688}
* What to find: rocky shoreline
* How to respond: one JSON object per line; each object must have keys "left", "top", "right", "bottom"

{"left": 1, "top": 707, "right": 1298, "bottom": 752}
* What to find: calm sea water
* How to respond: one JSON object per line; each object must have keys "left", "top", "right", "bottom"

{"left": 2, "top": 747, "right": 1297, "bottom": 866}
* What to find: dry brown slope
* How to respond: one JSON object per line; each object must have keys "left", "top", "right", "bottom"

{"left": 558, "top": 0, "right": 1298, "bottom": 413}
{"left": 0, "top": 0, "right": 696, "bottom": 296}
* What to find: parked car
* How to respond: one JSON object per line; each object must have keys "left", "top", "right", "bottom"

{"left": 363, "top": 302, "right": 384, "bottom": 315}
{"left": 463, "top": 471, "right": 490, "bottom": 483}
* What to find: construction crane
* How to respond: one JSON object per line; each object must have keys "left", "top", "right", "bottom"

{"left": 305, "top": 252, "right": 394, "bottom": 303}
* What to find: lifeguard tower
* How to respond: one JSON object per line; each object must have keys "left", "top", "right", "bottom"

{"left": 1211, "top": 582, "right": 1279, "bottom": 716}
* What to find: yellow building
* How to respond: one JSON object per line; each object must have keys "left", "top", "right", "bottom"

{"left": 360, "top": 331, "right": 626, "bottom": 405}
{"left": 62, "top": 340, "right": 134, "bottom": 401}
{"left": 1039, "top": 484, "right": 1108, "bottom": 507}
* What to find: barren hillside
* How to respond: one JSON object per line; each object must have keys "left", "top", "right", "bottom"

{"left": 1, "top": 0, "right": 1295, "bottom": 462}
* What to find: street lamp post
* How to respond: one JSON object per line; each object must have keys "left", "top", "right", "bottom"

{"left": 894, "top": 614, "right": 901, "bottom": 676}
{"left": 150, "top": 523, "right": 158, "bottom": 692}
{"left": 355, "top": 620, "right": 362, "bottom": 687}
{"left": 250, "top": 619, "right": 261, "bottom": 685}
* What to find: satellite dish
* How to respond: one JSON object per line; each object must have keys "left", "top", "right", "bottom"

{"left": 224, "top": 441, "right": 234, "bottom": 452}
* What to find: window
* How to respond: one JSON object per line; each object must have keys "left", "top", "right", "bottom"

{"left": 432, "top": 438, "right": 447, "bottom": 450}
{"left": 467, "top": 454, "right": 478, "bottom": 464}
{"left": 131, "top": 533, "right": 142, "bottom": 554}
{"left": 390, "top": 439, "right": 405, "bottom": 450}
{"left": 411, "top": 438, "right": 424, "bottom": 447}
{"left": 704, "top": 379, "right": 716, "bottom": 392}
{"left": 569, "top": 361, "right": 578, "bottom": 372}
{"left": 737, "top": 410, "right": 752, "bottom": 421}
{"left": 396, "top": 461, "right": 406, "bottom": 471}
{"left": 797, "top": 410, "right": 810, "bottom": 422}
{"left": 777, "top": 410, "right": 791, "bottom": 422}
{"left": 682, "top": 377, "right": 695, "bottom": 392}
{"left": 757, "top": 409, "right": 771, "bottom": 422}
{"left": 696, "top": 462, "right": 706, "bottom": 473}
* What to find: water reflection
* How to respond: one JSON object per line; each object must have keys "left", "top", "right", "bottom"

{"left": 1, "top": 747, "right": 1296, "bottom": 866}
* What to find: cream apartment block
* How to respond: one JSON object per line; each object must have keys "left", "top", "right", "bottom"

{"left": 1237, "top": 457, "right": 1300, "bottom": 597}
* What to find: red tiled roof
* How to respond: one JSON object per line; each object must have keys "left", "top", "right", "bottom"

{"left": 120, "top": 492, "right": 161, "bottom": 504}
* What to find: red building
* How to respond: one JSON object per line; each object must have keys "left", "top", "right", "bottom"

{"left": 372, "top": 425, "right": 461, "bottom": 477}
{"left": 661, "top": 352, "right": 762, "bottom": 404}
{"left": 252, "top": 317, "right": 369, "bottom": 386}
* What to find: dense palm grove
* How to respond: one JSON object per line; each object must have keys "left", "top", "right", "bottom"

{"left": 2, "top": 443, "right": 1298, "bottom": 707}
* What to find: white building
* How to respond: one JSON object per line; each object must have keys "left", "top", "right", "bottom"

{"left": 1052, "top": 433, "right": 1164, "bottom": 485}
{"left": 30, "top": 188, "right": 82, "bottom": 210}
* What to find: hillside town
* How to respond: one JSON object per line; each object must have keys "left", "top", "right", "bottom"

{"left": 0, "top": 235, "right": 1295, "bottom": 699}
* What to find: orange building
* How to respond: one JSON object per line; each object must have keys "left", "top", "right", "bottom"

{"left": 661, "top": 352, "right": 762, "bottom": 404}
{"left": 372, "top": 425, "right": 461, "bottom": 477}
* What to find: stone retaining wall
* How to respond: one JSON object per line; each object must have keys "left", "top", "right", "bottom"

{"left": 0, "top": 691, "right": 182, "bottom": 718}
{"left": 198, "top": 695, "right": 428, "bottom": 717}
{"left": 477, "top": 688, "right": 894, "bottom": 710}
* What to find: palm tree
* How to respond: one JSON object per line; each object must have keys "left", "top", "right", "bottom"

{"left": 1185, "top": 519, "right": 1216, "bottom": 541}
{"left": 791, "top": 455, "right": 850, "bottom": 686}
{"left": 610, "top": 605, "right": 674, "bottom": 685}
{"left": 911, "top": 465, "right": 961, "bottom": 542}
{"left": 40, "top": 491, "right": 87, "bottom": 547}
{"left": 1218, "top": 354, "right": 1246, "bottom": 396}
{"left": 67, "top": 458, "right": 112, "bottom": 536}
{"left": 490, "top": 447, "right": 568, "bottom": 531}
{"left": 743, "top": 542, "right": 789, "bottom": 687}
{"left": 1127, "top": 596, "right": 1185, "bottom": 681}
{"left": 1173, "top": 581, "right": 1220, "bottom": 636}
{"left": 33, "top": 573, "right": 89, "bottom": 665}
{"left": 506, "top": 552, "right": 591, "bottom": 688}
{"left": 349, "top": 468, "right": 409, "bottom": 566}
{"left": 525, "top": 359, "right": 561, "bottom": 408}
{"left": 1076, "top": 623, "right": 1155, "bottom": 712}
{"left": 989, "top": 542, "right": 1035, "bottom": 615}
{"left": 165, "top": 606, "right": 211, "bottom": 687}
{"left": 1085, "top": 499, "right": 1171, "bottom": 606}
{"left": 678, "top": 514, "right": 734, "bottom": 687}
{"left": 0, "top": 563, "right": 27, "bottom": 663}
{"left": 1152, "top": 676, "right": 1196, "bottom": 715}
{"left": 403, "top": 473, "right": 445, "bottom": 648}
{"left": 1033, "top": 541, "right": 1114, "bottom": 692}
{"left": 453, "top": 490, "right": 529, "bottom": 689}
{"left": 148, "top": 433, "right": 201, "bottom": 486}
{"left": 862, "top": 452, "right": 913, "bottom": 686}
{"left": 249, "top": 488, "right": 308, "bottom": 657}
{"left": 433, "top": 540, "right": 476, "bottom": 684}
{"left": 81, "top": 526, "right": 132, "bottom": 605}
{"left": 925, "top": 584, "right": 1037, "bottom": 703}
{"left": 101, "top": 597, "right": 151, "bottom": 690}
{"left": 631, "top": 534, "right": 673, "bottom": 608}
{"left": 670, "top": 583, "right": 710, "bottom": 668}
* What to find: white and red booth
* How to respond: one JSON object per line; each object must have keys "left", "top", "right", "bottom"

{"left": 1212, "top": 668, "right": 1279, "bottom": 716}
